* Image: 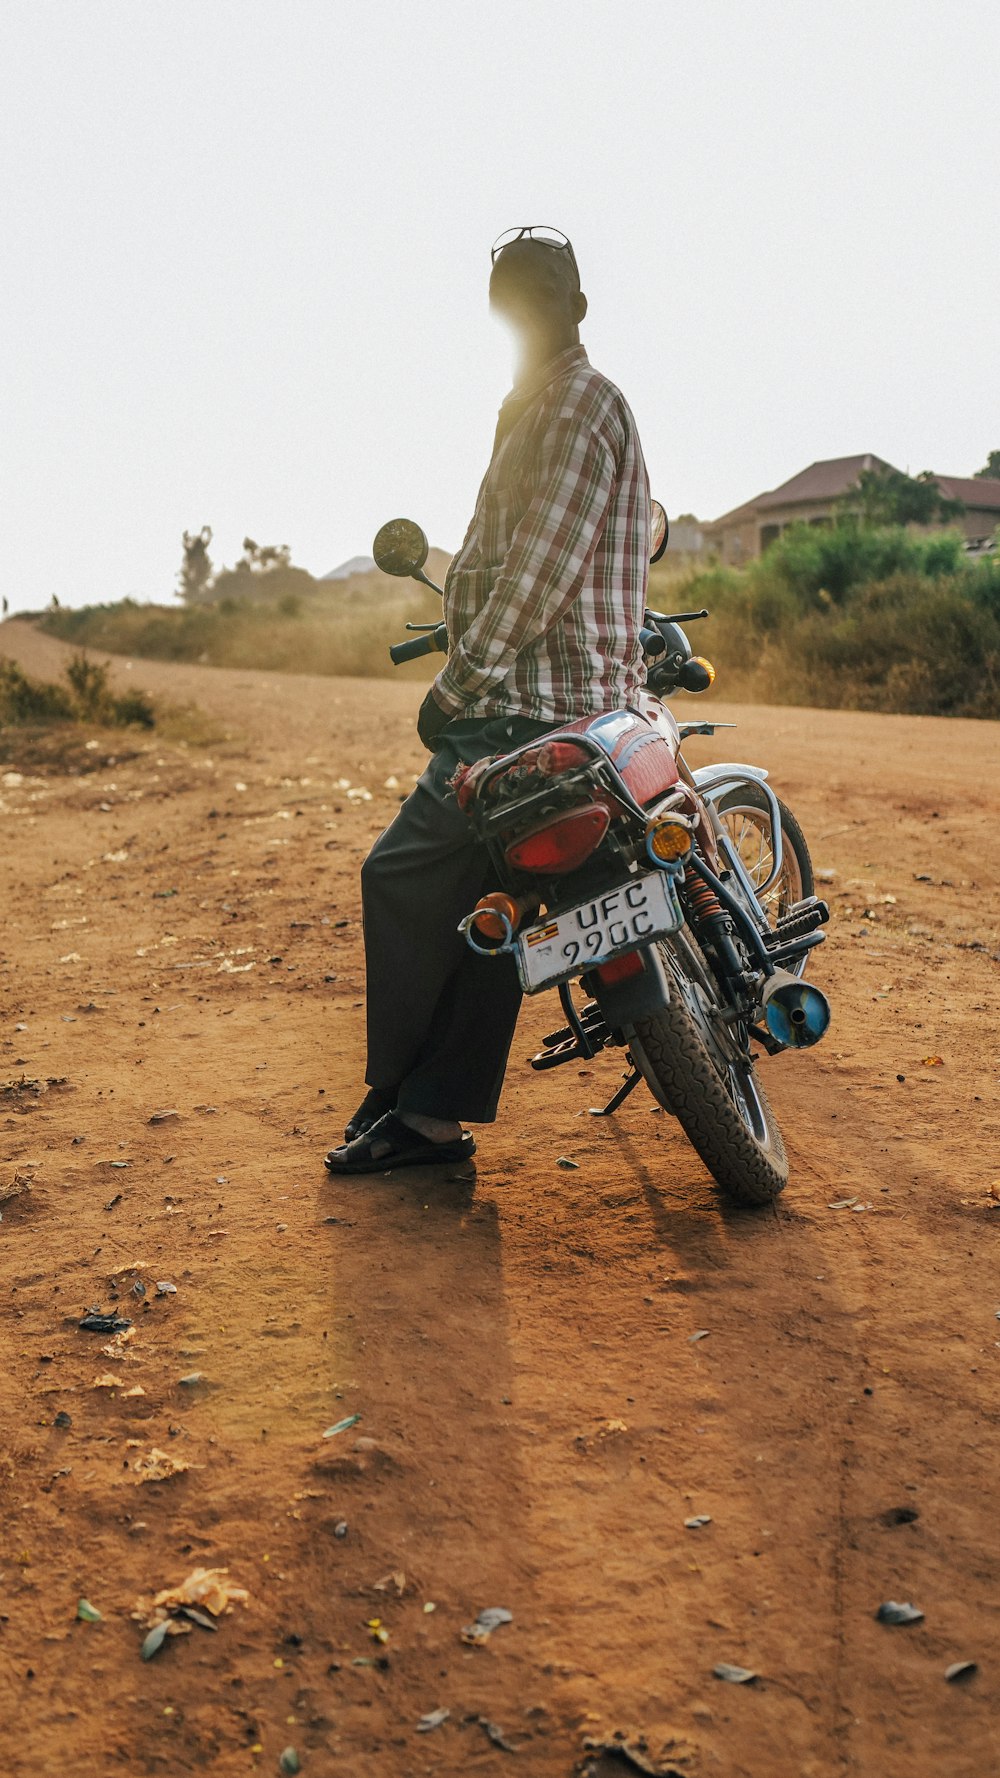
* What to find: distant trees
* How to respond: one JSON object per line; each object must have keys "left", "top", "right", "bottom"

{"left": 176, "top": 528, "right": 316, "bottom": 612}
{"left": 235, "top": 537, "right": 292, "bottom": 573}
{"left": 178, "top": 526, "right": 214, "bottom": 605}
{"left": 974, "top": 451, "right": 1000, "bottom": 480}
{"left": 842, "top": 466, "right": 965, "bottom": 528}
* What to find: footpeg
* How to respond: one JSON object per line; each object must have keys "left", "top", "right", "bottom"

{"left": 533, "top": 1000, "right": 611, "bottom": 1070}
{"left": 765, "top": 896, "right": 829, "bottom": 948}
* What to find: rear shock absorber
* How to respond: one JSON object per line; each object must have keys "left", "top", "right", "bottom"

{"left": 683, "top": 863, "right": 747, "bottom": 983}
{"left": 685, "top": 866, "right": 723, "bottom": 926}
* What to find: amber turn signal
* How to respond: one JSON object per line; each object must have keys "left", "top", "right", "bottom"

{"left": 646, "top": 817, "right": 693, "bottom": 862}
{"left": 471, "top": 892, "right": 520, "bottom": 941}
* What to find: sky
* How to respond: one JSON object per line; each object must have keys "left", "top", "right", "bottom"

{"left": 1, "top": 0, "right": 997, "bottom": 613}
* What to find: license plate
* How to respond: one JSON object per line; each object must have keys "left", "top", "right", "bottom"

{"left": 516, "top": 870, "right": 684, "bottom": 993}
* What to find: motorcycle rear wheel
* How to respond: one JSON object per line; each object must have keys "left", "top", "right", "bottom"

{"left": 630, "top": 935, "right": 788, "bottom": 1207}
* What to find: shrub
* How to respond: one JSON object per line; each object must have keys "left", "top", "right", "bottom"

{"left": 41, "top": 585, "right": 444, "bottom": 683}
{"left": 0, "top": 653, "right": 155, "bottom": 729}
{"left": 0, "top": 659, "right": 75, "bottom": 722}
{"left": 65, "top": 652, "right": 112, "bottom": 717}
{"left": 749, "top": 520, "right": 966, "bottom": 608}
{"left": 647, "top": 521, "right": 1000, "bottom": 717}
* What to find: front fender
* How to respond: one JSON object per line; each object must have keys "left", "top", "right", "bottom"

{"left": 691, "top": 762, "right": 785, "bottom": 901}
{"left": 691, "top": 762, "right": 769, "bottom": 805}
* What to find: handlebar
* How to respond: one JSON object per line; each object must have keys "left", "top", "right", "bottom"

{"left": 646, "top": 607, "right": 709, "bottom": 625}
{"left": 388, "top": 622, "right": 449, "bottom": 666}
{"left": 388, "top": 605, "right": 711, "bottom": 679}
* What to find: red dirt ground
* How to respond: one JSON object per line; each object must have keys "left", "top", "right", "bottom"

{"left": 1, "top": 619, "right": 998, "bottom": 1778}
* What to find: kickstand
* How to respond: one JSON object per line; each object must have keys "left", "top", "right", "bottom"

{"left": 589, "top": 1062, "right": 643, "bottom": 1117}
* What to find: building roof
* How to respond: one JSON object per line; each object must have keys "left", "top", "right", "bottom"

{"left": 706, "top": 457, "right": 1000, "bottom": 534}
{"left": 755, "top": 453, "right": 896, "bottom": 511}
{"left": 931, "top": 475, "right": 1000, "bottom": 510}
{"left": 703, "top": 492, "right": 768, "bottom": 532}
{"left": 706, "top": 453, "right": 896, "bottom": 530}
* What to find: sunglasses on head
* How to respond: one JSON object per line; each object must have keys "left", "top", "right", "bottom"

{"left": 491, "top": 225, "right": 579, "bottom": 282}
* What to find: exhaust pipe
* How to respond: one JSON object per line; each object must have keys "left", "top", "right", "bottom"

{"left": 761, "top": 968, "right": 830, "bottom": 1049}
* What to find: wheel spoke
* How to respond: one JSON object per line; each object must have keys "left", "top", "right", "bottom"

{"left": 722, "top": 804, "right": 803, "bottom": 928}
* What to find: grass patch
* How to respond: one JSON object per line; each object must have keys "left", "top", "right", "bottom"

{"left": 32, "top": 520, "right": 1000, "bottom": 718}
{"left": 0, "top": 652, "right": 160, "bottom": 773}
{"left": 38, "top": 584, "right": 443, "bottom": 683}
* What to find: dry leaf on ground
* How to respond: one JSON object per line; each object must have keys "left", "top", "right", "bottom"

{"left": 131, "top": 1447, "right": 191, "bottom": 1483}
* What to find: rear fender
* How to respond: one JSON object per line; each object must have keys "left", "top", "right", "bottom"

{"left": 583, "top": 943, "right": 671, "bottom": 1033}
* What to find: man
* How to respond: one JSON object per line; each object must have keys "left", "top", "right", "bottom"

{"left": 325, "top": 226, "right": 650, "bottom": 1174}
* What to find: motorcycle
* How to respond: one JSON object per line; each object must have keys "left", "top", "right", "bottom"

{"left": 372, "top": 504, "right": 831, "bottom": 1206}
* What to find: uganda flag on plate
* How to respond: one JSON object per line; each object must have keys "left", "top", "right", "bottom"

{"left": 526, "top": 921, "right": 559, "bottom": 947}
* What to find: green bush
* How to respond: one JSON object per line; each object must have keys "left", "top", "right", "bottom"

{"left": 648, "top": 520, "right": 1000, "bottom": 717}
{"left": 790, "top": 574, "right": 1000, "bottom": 716}
{"left": 749, "top": 520, "right": 966, "bottom": 607}
{"left": 0, "top": 653, "right": 155, "bottom": 729}
{"left": 0, "top": 659, "right": 75, "bottom": 722}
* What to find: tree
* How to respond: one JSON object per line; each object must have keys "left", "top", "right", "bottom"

{"left": 841, "top": 466, "right": 965, "bottom": 528}
{"left": 178, "top": 526, "right": 214, "bottom": 604}
{"left": 210, "top": 538, "right": 314, "bottom": 609}
{"left": 974, "top": 451, "right": 1000, "bottom": 480}
{"left": 237, "top": 538, "right": 292, "bottom": 573}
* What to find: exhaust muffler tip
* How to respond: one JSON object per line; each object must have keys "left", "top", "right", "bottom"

{"left": 761, "top": 968, "right": 831, "bottom": 1049}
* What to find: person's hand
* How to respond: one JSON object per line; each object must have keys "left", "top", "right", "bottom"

{"left": 417, "top": 686, "right": 453, "bottom": 750}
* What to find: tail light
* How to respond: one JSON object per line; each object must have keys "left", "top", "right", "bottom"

{"left": 594, "top": 950, "right": 645, "bottom": 986}
{"left": 505, "top": 804, "right": 610, "bottom": 875}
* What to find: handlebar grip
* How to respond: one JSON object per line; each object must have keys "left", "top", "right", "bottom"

{"left": 389, "top": 623, "right": 448, "bottom": 665}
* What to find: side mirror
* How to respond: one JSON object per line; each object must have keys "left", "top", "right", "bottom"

{"left": 373, "top": 518, "right": 430, "bottom": 578}
{"left": 650, "top": 500, "right": 669, "bottom": 564}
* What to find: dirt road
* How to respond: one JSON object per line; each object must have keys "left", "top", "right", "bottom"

{"left": 1, "top": 619, "right": 998, "bottom": 1777}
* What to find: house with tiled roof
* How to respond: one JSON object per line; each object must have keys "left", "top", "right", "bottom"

{"left": 703, "top": 454, "right": 1000, "bottom": 563}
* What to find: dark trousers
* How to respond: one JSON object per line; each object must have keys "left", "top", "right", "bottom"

{"left": 360, "top": 715, "right": 555, "bottom": 1123}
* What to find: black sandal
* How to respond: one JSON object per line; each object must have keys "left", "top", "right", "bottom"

{"left": 344, "top": 1087, "right": 396, "bottom": 1143}
{"left": 324, "top": 1111, "right": 476, "bottom": 1175}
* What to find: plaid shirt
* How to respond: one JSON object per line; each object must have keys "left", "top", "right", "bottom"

{"left": 434, "top": 346, "right": 651, "bottom": 724}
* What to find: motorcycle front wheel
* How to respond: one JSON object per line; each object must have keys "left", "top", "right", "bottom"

{"left": 716, "top": 786, "right": 814, "bottom": 925}
{"left": 629, "top": 933, "right": 788, "bottom": 1207}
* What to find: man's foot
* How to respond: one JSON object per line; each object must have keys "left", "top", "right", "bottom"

{"left": 344, "top": 1087, "right": 396, "bottom": 1142}
{"left": 324, "top": 1111, "right": 476, "bottom": 1175}
{"left": 397, "top": 1110, "right": 464, "bottom": 1144}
